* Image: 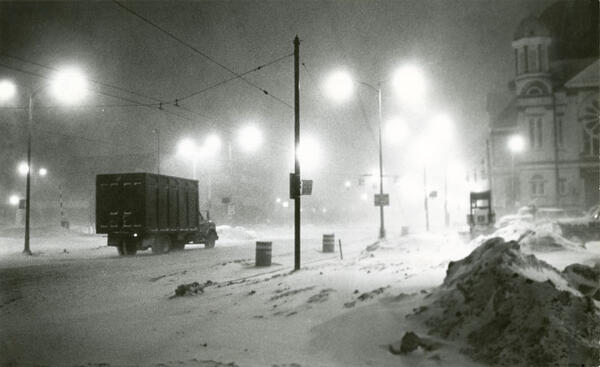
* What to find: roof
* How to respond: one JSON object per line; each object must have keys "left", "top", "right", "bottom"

{"left": 565, "top": 60, "right": 599, "bottom": 88}
{"left": 491, "top": 98, "right": 518, "bottom": 128}
{"left": 513, "top": 15, "right": 551, "bottom": 41}
{"left": 540, "top": 0, "right": 599, "bottom": 60}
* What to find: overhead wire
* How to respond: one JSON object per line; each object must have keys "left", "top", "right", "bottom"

{"left": 0, "top": 58, "right": 295, "bottom": 155}
{"left": 176, "top": 52, "right": 293, "bottom": 103}
{"left": 111, "top": 0, "right": 294, "bottom": 110}
{"left": 0, "top": 52, "right": 294, "bottom": 140}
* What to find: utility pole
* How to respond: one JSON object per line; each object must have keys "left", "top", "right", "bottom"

{"left": 551, "top": 95, "right": 560, "bottom": 207}
{"left": 294, "top": 36, "right": 301, "bottom": 271}
{"left": 423, "top": 165, "right": 430, "bottom": 232}
{"left": 156, "top": 130, "right": 161, "bottom": 175}
{"left": 444, "top": 163, "right": 449, "bottom": 227}
{"left": 377, "top": 85, "right": 386, "bottom": 239}
{"left": 24, "top": 94, "right": 33, "bottom": 255}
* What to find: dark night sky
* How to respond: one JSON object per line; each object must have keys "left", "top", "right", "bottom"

{"left": 0, "top": 0, "right": 552, "bottom": 214}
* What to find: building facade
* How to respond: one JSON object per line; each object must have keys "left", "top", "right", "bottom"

{"left": 488, "top": 0, "right": 599, "bottom": 214}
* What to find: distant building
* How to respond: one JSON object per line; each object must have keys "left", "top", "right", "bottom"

{"left": 487, "top": 0, "right": 599, "bottom": 214}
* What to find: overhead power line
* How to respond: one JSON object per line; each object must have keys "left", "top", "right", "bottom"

{"left": 111, "top": 0, "right": 293, "bottom": 110}
{"left": 177, "top": 52, "right": 293, "bottom": 103}
{"left": 0, "top": 52, "right": 161, "bottom": 104}
{"left": 0, "top": 58, "right": 295, "bottom": 153}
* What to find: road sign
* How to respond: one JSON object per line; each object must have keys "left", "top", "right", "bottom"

{"left": 18, "top": 199, "right": 26, "bottom": 209}
{"left": 429, "top": 190, "right": 438, "bottom": 198}
{"left": 374, "top": 193, "right": 389, "bottom": 206}
{"left": 301, "top": 180, "right": 313, "bottom": 195}
{"left": 289, "top": 173, "right": 300, "bottom": 199}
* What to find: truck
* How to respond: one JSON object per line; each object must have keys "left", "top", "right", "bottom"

{"left": 96, "top": 172, "right": 218, "bottom": 255}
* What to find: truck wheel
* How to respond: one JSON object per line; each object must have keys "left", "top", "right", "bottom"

{"left": 171, "top": 240, "right": 186, "bottom": 251}
{"left": 205, "top": 232, "right": 217, "bottom": 249}
{"left": 151, "top": 234, "right": 171, "bottom": 254}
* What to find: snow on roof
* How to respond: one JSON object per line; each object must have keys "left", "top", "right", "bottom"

{"left": 565, "top": 60, "right": 599, "bottom": 89}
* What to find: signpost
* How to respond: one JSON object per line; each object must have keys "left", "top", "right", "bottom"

{"left": 301, "top": 180, "right": 313, "bottom": 196}
{"left": 374, "top": 193, "right": 389, "bottom": 206}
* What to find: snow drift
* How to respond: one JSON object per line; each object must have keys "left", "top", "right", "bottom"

{"left": 473, "top": 219, "right": 585, "bottom": 252}
{"left": 413, "top": 237, "right": 600, "bottom": 366}
{"left": 215, "top": 225, "right": 257, "bottom": 240}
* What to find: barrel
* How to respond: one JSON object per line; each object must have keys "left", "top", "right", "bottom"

{"left": 255, "top": 241, "right": 272, "bottom": 267}
{"left": 322, "top": 234, "right": 335, "bottom": 253}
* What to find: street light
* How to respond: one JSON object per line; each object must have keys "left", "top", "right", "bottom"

{"left": 323, "top": 70, "right": 354, "bottom": 103}
{"left": 237, "top": 124, "right": 263, "bottom": 153}
{"left": 324, "top": 72, "right": 386, "bottom": 238}
{"left": 17, "top": 162, "right": 29, "bottom": 176}
{"left": 429, "top": 113, "right": 454, "bottom": 227}
{"left": 177, "top": 134, "right": 221, "bottom": 211}
{"left": 325, "top": 65, "right": 425, "bottom": 239}
{"left": 0, "top": 80, "right": 16, "bottom": 100}
{"left": 297, "top": 135, "right": 322, "bottom": 173}
{"left": 8, "top": 195, "right": 20, "bottom": 206}
{"left": 392, "top": 64, "right": 427, "bottom": 106}
{"left": 2, "top": 67, "right": 88, "bottom": 255}
{"left": 507, "top": 134, "right": 525, "bottom": 208}
{"left": 49, "top": 67, "right": 88, "bottom": 104}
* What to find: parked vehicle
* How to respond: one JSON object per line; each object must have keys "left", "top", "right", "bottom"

{"left": 556, "top": 205, "right": 600, "bottom": 244}
{"left": 467, "top": 190, "right": 496, "bottom": 235}
{"left": 96, "top": 172, "right": 218, "bottom": 255}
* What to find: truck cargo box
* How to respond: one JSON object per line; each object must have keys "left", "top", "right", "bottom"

{"left": 96, "top": 172, "right": 199, "bottom": 234}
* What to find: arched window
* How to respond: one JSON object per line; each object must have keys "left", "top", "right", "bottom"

{"left": 530, "top": 174, "right": 545, "bottom": 196}
{"left": 579, "top": 93, "right": 600, "bottom": 157}
{"left": 522, "top": 80, "right": 549, "bottom": 96}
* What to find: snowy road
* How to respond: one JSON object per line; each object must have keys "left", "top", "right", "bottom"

{"left": 6, "top": 224, "right": 477, "bottom": 367}
{"left": 7, "top": 223, "right": 586, "bottom": 366}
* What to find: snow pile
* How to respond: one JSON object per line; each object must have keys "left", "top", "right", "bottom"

{"left": 472, "top": 219, "right": 585, "bottom": 251}
{"left": 414, "top": 237, "right": 600, "bottom": 366}
{"left": 216, "top": 225, "right": 257, "bottom": 240}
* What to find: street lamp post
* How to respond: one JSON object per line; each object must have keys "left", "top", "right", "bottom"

{"left": 355, "top": 80, "right": 386, "bottom": 239}
{"left": 2, "top": 68, "right": 87, "bottom": 255}
{"left": 152, "top": 128, "right": 160, "bottom": 174}
{"left": 376, "top": 84, "right": 385, "bottom": 239}
{"left": 324, "top": 65, "right": 426, "bottom": 239}
{"left": 507, "top": 135, "right": 525, "bottom": 208}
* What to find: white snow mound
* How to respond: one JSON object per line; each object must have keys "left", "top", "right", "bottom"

{"left": 413, "top": 237, "right": 600, "bottom": 366}
{"left": 216, "top": 225, "right": 257, "bottom": 240}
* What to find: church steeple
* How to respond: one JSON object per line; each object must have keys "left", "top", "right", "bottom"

{"left": 511, "top": 15, "right": 553, "bottom": 97}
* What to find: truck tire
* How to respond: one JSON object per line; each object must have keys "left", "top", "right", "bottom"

{"left": 171, "top": 238, "right": 186, "bottom": 251}
{"left": 151, "top": 234, "right": 171, "bottom": 254}
{"left": 205, "top": 231, "right": 217, "bottom": 249}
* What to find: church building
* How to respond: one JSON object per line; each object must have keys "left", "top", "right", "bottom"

{"left": 487, "top": 0, "right": 599, "bottom": 214}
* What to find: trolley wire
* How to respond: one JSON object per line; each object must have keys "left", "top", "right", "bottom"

{"left": 111, "top": 0, "right": 294, "bottom": 110}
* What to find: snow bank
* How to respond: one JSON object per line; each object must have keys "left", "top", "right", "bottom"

{"left": 413, "top": 237, "right": 600, "bottom": 366}
{"left": 472, "top": 219, "right": 585, "bottom": 252}
{"left": 216, "top": 225, "right": 257, "bottom": 240}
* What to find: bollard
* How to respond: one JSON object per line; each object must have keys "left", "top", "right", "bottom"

{"left": 401, "top": 226, "right": 409, "bottom": 236}
{"left": 322, "top": 234, "right": 335, "bottom": 253}
{"left": 255, "top": 241, "right": 272, "bottom": 267}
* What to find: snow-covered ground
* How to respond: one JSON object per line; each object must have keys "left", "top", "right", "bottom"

{"left": 1, "top": 222, "right": 599, "bottom": 366}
